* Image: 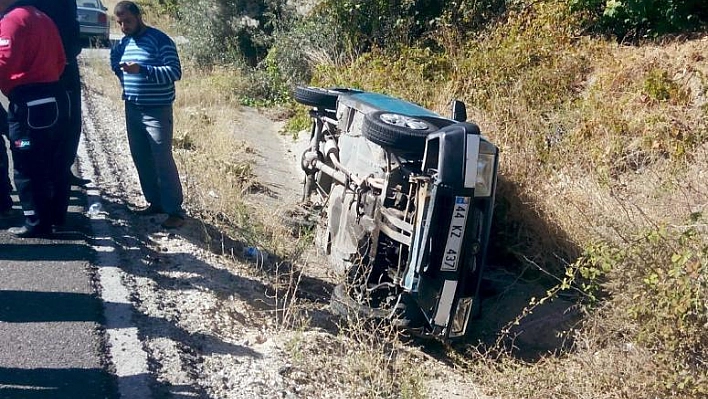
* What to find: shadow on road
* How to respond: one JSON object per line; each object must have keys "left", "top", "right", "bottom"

{"left": 0, "top": 291, "right": 102, "bottom": 323}
{"left": 0, "top": 243, "right": 90, "bottom": 262}
{"left": 0, "top": 367, "right": 117, "bottom": 399}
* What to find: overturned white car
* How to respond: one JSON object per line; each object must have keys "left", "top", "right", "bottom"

{"left": 296, "top": 86, "right": 499, "bottom": 340}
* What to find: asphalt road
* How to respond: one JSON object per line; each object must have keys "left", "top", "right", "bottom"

{"left": 0, "top": 30, "right": 185, "bottom": 399}
{"left": 0, "top": 145, "right": 118, "bottom": 398}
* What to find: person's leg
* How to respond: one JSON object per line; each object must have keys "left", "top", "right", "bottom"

{"left": 0, "top": 108, "right": 14, "bottom": 212}
{"left": 125, "top": 102, "right": 161, "bottom": 208}
{"left": 29, "top": 127, "right": 54, "bottom": 228}
{"left": 62, "top": 61, "right": 89, "bottom": 186}
{"left": 144, "top": 105, "right": 183, "bottom": 216}
{"left": 7, "top": 107, "right": 50, "bottom": 235}
{"left": 63, "top": 61, "right": 82, "bottom": 160}
{"left": 49, "top": 89, "right": 72, "bottom": 227}
{"left": 0, "top": 133, "right": 13, "bottom": 213}
{"left": 7, "top": 85, "right": 66, "bottom": 236}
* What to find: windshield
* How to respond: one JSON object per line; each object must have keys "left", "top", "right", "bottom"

{"left": 77, "top": 0, "right": 101, "bottom": 9}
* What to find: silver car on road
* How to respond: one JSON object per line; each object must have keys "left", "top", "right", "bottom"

{"left": 77, "top": 0, "right": 110, "bottom": 46}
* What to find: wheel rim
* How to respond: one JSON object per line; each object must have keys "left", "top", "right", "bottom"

{"left": 379, "top": 113, "right": 429, "bottom": 130}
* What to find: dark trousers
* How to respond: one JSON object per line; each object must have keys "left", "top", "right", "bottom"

{"left": 0, "top": 104, "right": 12, "bottom": 210}
{"left": 8, "top": 82, "right": 70, "bottom": 229}
{"left": 0, "top": 127, "right": 12, "bottom": 211}
{"left": 62, "top": 60, "right": 82, "bottom": 167}
{"left": 125, "top": 102, "right": 183, "bottom": 215}
{"left": 0, "top": 60, "right": 80, "bottom": 214}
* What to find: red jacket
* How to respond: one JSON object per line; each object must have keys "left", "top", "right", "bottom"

{"left": 0, "top": 6, "right": 66, "bottom": 96}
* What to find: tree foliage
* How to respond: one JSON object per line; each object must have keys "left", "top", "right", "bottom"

{"left": 310, "top": 0, "right": 510, "bottom": 53}
{"left": 178, "top": 0, "right": 292, "bottom": 67}
{"left": 176, "top": 0, "right": 514, "bottom": 70}
{"left": 570, "top": 0, "right": 708, "bottom": 39}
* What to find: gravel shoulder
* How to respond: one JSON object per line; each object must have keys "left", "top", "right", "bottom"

{"left": 80, "top": 63, "right": 313, "bottom": 398}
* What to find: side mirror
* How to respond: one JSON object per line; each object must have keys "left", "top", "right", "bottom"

{"left": 451, "top": 100, "right": 467, "bottom": 122}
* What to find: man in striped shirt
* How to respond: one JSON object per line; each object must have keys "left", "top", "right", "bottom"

{"left": 110, "top": 0, "right": 185, "bottom": 228}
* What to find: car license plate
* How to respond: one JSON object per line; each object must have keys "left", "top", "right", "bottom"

{"left": 440, "top": 197, "right": 470, "bottom": 272}
{"left": 79, "top": 13, "right": 98, "bottom": 23}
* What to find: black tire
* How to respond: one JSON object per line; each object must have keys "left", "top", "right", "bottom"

{"left": 294, "top": 86, "right": 361, "bottom": 109}
{"left": 330, "top": 284, "right": 390, "bottom": 319}
{"left": 362, "top": 111, "right": 438, "bottom": 153}
{"left": 330, "top": 285, "right": 431, "bottom": 335}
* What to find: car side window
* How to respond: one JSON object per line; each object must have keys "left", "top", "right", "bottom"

{"left": 78, "top": 0, "right": 98, "bottom": 8}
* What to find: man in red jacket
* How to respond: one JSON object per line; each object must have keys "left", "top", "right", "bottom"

{"left": 0, "top": 0, "right": 70, "bottom": 237}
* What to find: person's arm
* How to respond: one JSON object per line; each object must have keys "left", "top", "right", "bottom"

{"left": 0, "top": 13, "right": 22, "bottom": 86}
{"left": 109, "top": 40, "right": 125, "bottom": 79}
{"left": 139, "top": 30, "right": 181, "bottom": 84}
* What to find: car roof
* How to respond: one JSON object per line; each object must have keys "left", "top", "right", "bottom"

{"left": 340, "top": 91, "right": 442, "bottom": 118}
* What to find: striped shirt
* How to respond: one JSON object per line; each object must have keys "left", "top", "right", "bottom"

{"left": 110, "top": 26, "right": 181, "bottom": 106}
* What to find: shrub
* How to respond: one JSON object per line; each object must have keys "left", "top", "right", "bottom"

{"left": 177, "top": 0, "right": 294, "bottom": 67}
{"left": 154, "top": 0, "right": 180, "bottom": 18}
{"left": 238, "top": 51, "right": 292, "bottom": 106}
{"left": 311, "top": 1, "right": 591, "bottom": 273}
{"left": 436, "top": 0, "right": 509, "bottom": 33}
{"left": 312, "top": 0, "right": 430, "bottom": 53}
{"left": 570, "top": 0, "right": 708, "bottom": 39}
{"left": 572, "top": 216, "right": 708, "bottom": 396}
{"left": 268, "top": 12, "right": 350, "bottom": 86}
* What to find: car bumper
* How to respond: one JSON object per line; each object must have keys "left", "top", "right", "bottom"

{"left": 79, "top": 25, "right": 109, "bottom": 38}
{"left": 403, "top": 123, "right": 498, "bottom": 339}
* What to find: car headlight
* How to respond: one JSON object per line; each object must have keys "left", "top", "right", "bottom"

{"left": 449, "top": 297, "right": 474, "bottom": 337}
{"left": 474, "top": 153, "right": 496, "bottom": 197}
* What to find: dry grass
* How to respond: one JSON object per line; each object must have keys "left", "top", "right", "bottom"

{"left": 90, "top": 1, "right": 707, "bottom": 397}
{"left": 80, "top": 55, "right": 122, "bottom": 102}
{"left": 281, "top": 320, "right": 430, "bottom": 399}
{"left": 81, "top": 51, "right": 286, "bottom": 257}
{"left": 311, "top": 1, "right": 707, "bottom": 397}
{"left": 83, "top": 6, "right": 447, "bottom": 399}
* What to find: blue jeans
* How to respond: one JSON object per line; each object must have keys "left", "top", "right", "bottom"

{"left": 125, "top": 102, "right": 183, "bottom": 215}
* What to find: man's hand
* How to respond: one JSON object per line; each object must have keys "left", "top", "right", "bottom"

{"left": 119, "top": 62, "right": 141, "bottom": 74}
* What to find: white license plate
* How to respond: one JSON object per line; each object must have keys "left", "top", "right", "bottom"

{"left": 78, "top": 14, "right": 96, "bottom": 23}
{"left": 440, "top": 197, "right": 470, "bottom": 272}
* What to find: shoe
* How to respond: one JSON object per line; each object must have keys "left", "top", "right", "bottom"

{"left": 8, "top": 225, "right": 52, "bottom": 238}
{"left": 70, "top": 174, "right": 91, "bottom": 187}
{"left": 133, "top": 204, "right": 163, "bottom": 216}
{"left": 161, "top": 214, "right": 185, "bottom": 229}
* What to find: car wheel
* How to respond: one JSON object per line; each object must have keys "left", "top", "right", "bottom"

{"left": 329, "top": 284, "right": 391, "bottom": 319}
{"left": 362, "top": 111, "right": 437, "bottom": 154}
{"left": 330, "top": 284, "right": 429, "bottom": 332}
{"left": 293, "top": 86, "right": 361, "bottom": 109}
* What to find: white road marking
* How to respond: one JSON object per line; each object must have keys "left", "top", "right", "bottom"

{"left": 77, "top": 93, "right": 152, "bottom": 398}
